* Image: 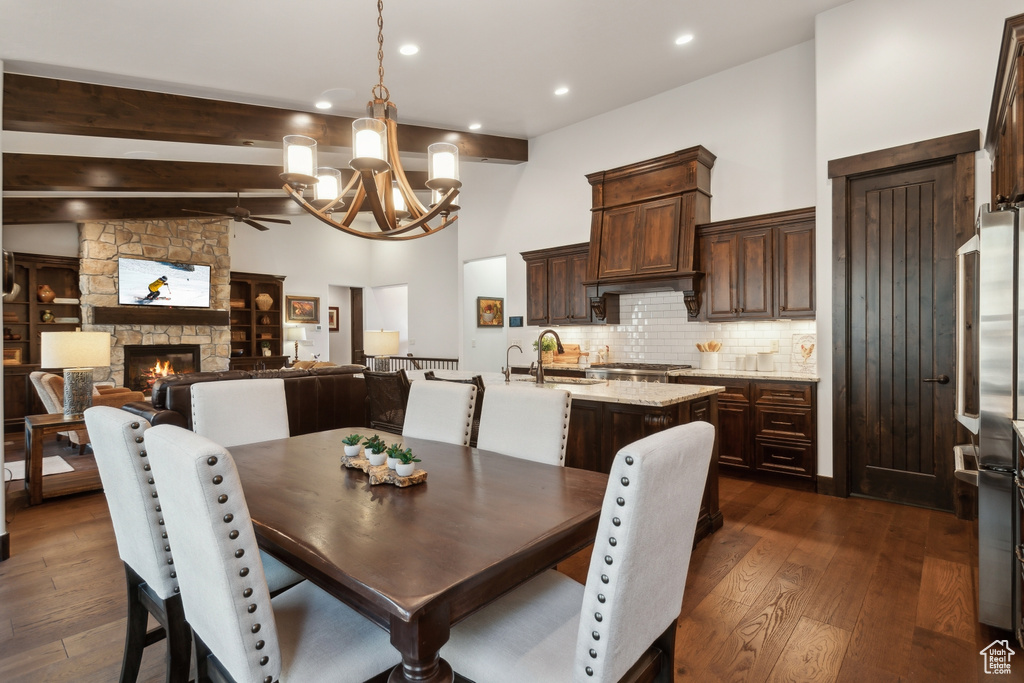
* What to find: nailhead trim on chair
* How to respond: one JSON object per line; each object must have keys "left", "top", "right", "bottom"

{"left": 128, "top": 425, "right": 179, "bottom": 593}
{"left": 206, "top": 451, "right": 272, "bottom": 676}
{"left": 583, "top": 444, "right": 636, "bottom": 678}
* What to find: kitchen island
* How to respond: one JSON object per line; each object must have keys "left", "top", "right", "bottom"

{"left": 409, "top": 370, "right": 725, "bottom": 543}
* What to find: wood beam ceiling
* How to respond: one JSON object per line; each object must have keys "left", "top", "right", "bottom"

{"left": 2, "top": 74, "right": 526, "bottom": 224}
{"left": 3, "top": 74, "right": 528, "bottom": 162}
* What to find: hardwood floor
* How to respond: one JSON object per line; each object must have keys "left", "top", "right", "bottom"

{"left": 0, "top": 435, "right": 1015, "bottom": 682}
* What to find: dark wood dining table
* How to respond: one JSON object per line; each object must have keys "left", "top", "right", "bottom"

{"left": 230, "top": 428, "right": 609, "bottom": 683}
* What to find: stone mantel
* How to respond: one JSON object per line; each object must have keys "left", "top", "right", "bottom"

{"left": 78, "top": 218, "right": 231, "bottom": 385}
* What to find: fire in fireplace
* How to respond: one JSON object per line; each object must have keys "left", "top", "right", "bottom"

{"left": 123, "top": 344, "right": 201, "bottom": 395}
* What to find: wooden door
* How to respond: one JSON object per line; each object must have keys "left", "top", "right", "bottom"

{"left": 635, "top": 197, "right": 681, "bottom": 275}
{"left": 597, "top": 206, "right": 639, "bottom": 279}
{"left": 547, "top": 255, "right": 570, "bottom": 324}
{"left": 702, "top": 233, "right": 738, "bottom": 320}
{"left": 775, "top": 222, "right": 816, "bottom": 318}
{"left": 566, "top": 251, "right": 591, "bottom": 324}
{"left": 350, "top": 288, "right": 364, "bottom": 366}
{"left": 846, "top": 164, "right": 958, "bottom": 509}
{"left": 736, "top": 227, "right": 773, "bottom": 318}
{"left": 525, "top": 258, "right": 549, "bottom": 326}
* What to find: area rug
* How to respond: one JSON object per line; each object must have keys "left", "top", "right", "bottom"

{"left": 4, "top": 456, "right": 74, "bottom": 481}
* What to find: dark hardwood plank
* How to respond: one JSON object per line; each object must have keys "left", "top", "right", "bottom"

{"left": 903, "top": 626, "right": 978, "bottom": 683}
{"left": 915, "top": 556, "right": 975, "bottom": 644}
{"left": 3, "top": 74, "right": 528, "bottom": 163}
{"left": 674, "top": 592, "right": 749, "bottom": 680}
{"left": 2, "top": 196, "right": 305, "bottom": 224}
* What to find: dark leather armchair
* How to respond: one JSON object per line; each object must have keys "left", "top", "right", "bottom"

{"left": 364, "top": 369, "right": 411, "bottom": 434}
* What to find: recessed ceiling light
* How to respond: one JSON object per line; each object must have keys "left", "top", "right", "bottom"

{"left": 468, "top": 123, "right": 482, "bottom": 131}
{"left": 399, "top": 44, "right": 419, "bottom": 56}
{"left": 554, "top": 86, "right": 570, "bottom": 96}
{"left": 315, "top": 100, "right": 332, "bottom": 110}
{"left": 675, "top": 34, "right": 694, "bottom": 46}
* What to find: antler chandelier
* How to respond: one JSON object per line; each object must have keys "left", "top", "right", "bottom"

{"left": 280, "top": 0, "right": 461, "bottom": 240}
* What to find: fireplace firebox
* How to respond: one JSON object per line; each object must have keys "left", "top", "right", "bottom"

{"left": 124, "top": 344, "right": 201, "bottom": 395}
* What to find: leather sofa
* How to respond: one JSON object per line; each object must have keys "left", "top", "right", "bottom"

{"left": 120, "top": 365, "right": 367, "bottom": 436}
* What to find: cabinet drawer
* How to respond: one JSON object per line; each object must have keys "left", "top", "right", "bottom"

{"left": 754, "top": 382, "right": 813, "bottom": 406}
{"left": 678, "top": 376, "right": 750, "bottom": 402}
{"left": 756, "top": 406, "right": 813, "bottom": 440}
{"left": 755, "top": 438, "right": 814, "bottom": 478}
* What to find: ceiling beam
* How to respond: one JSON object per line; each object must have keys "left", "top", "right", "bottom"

{"left": 2, "top": 196, "right": 309, "bottom": 224}
{"left": 3, "top": 153, "right": 428, "bottom": 192}
{"left": 3, "top": 74, "right": 528, "bottom": 163}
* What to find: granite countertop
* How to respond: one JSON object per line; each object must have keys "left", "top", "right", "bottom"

{"left": 670, "top": 368, "right": 820, "bottom": 383}
{"left": 404, "top": 369, "right": 724, "bottom": 407}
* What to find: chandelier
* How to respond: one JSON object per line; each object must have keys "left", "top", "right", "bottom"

{"left": 280, "top": 0, "right": 461, "bottom": 240}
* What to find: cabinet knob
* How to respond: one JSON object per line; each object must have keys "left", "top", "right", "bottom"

{"left": 779, "top": 305, "right": 787, "bottom": 311}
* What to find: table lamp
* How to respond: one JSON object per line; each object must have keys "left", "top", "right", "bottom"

{"left": 363, "top": 329, "right": 399, "bottom": 371}
{"left": 40, "top": 330, "right": 111, "bottom": 417}
{"left": 285, "top": 326, "right": 306, "bottom": 363}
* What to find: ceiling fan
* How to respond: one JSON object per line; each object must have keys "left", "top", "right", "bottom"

{"left": 182, "top": 193, "right": 291, "bottom": 231}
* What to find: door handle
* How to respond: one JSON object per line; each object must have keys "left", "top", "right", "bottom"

{"left": 923, "top": 375, "right": 950, "bottom": 384}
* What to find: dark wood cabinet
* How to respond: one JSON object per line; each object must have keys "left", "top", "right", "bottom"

{"left": 228, "top": 271, "right": 288, "bottom": 370}
{"left": 565, "top": 394, "right": 721, "bottom": 544}
{"left": 697, "top": 207, "right": 814, "bottom": 321}
{"left": 4, "top": 253, "right": 82, "bottom": 430}
{"left": 988, "top": 13, "right": 1024, "bottom": 205}
{"left": 674, "top": 376, "right": 817, "bottom": 488}
{"left": 522, "top": 243, "right": 617, "bottom": 325}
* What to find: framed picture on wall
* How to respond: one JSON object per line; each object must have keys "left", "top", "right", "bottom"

{"left": 328, "top": 306, "right": 340, "bottom": 332}
{"left": 286, "top": 295, "right": 320, "bottom": 323}
{"left": 477, "top": 297, "right": 504, "bottom": 327}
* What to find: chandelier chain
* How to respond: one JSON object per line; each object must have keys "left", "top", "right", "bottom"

{"left": 373, "top": 0, "right": 390, "bottom": 101}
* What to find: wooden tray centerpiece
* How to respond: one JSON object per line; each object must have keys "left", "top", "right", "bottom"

{"left": 340, "top": 433, "right": 426, "bottom": 487}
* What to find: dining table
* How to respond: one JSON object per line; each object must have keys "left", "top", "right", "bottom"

{"left": 229, "top": 427, "right": 609, "bottom": 683}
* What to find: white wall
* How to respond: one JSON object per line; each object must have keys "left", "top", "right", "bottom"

{"left": 368, "top": 226, "right": 459, "bottom": 358}
{"left": 462, "top": 256, "right": 507, "bottom": 372}
{"left": 1, "top": 224, "right": 80, "bottom": 257}
{"left": 364, "top": 284, "right": 409, "bottom": 356}
{"left": 813, "top": 0, "right": 1021, "bottom": 477}
{"left": 456, "top": 41, "right": 818, "bottom": 371}
{"left": 328, "top": 284, "right": 351, "bottom": 364}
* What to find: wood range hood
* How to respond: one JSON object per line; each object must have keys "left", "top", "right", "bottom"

{"left": 583, "top": 146, "right": 715, "bottom": 319}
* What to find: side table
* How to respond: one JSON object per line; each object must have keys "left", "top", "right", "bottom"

{"left": 24, "top": 413, "right": 99, "bottom": 505}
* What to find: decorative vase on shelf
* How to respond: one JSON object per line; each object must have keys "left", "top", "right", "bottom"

{"left": 254, "top": 293, "right": 274, "bottom": 311}
{"left": 40, "top": 309, "right": 54, "bottom": 323}
{"left": 37, "top": 284, "right": 56, "bottom": 303}
{"left": 259, "top": 314, "right": 272, "bottom": 325}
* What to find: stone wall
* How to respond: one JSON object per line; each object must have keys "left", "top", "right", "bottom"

{"left": 78, "top": 218, "right": 231, "bottom": 385}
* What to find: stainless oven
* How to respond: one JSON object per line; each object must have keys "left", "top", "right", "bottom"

{"left": 585, "top": 362, "right": 691, "bottom": 383}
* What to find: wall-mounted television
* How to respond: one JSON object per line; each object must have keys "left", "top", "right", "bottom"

{"left": 117, "top": 257, "right": 212, "bottom": 308}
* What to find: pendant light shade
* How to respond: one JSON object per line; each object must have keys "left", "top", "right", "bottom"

{"left": 282, "top": 135, "right": 318, "bottom": 187}
{"left": 426, "top": 142, "right": 461, "bottom": 191}
{"left": 351, "top": 118, "right": 388, "bottom": 172}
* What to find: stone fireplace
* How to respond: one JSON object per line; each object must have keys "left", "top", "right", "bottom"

{"left": 77, "top": 218, "right": 231, "bottom": 386}
{"left": 123, "top": 344, "right": 202, "bottom": 395}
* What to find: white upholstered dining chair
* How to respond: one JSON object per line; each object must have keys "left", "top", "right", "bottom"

{"left": 402, "top": 379, "right": 477, "bottom": 446}
{"left": 475, "top": 384, "right": 572, "bottom": 465}
{"left": 144, "top": 424, "right": 399, "bottom": 683}
{"left": 441, "top": 421, "right": 716, "bottom": 683}
{"left": 84, "top": 406, "right": 304, "bottom": 683}
{"left": 190, "top": 377, "right": 290, "bottom": 447}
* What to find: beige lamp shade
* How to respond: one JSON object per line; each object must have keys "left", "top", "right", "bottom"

{"left": 40, "top": 331, "right": 111, "bottom": 369}
{"left": 364, "top": 330, "right": 400, "bottom": 356}
{"left": 284, "top": 326, "right": 307, "bottom": 342}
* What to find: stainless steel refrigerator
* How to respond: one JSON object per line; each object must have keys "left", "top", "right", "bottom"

{"left": 956, "top": 202, "right": 1018, "bottom": 632}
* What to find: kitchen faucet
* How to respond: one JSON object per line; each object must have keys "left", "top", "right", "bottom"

{"left": 535, "top": 329, "right": 564, "bottom": 384}
{"left": 502, "top": 344, "right": 523, "bottom": 383}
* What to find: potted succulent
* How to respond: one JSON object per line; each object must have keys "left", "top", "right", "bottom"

{"left": 342, "top": 433, "right": 363, "bottom": 457}
{"left": 363, "top": 435, "right": 388, "bottom": 466}
{"left": 533, "top": 336, "right": 558, "bottom": 364}
{"left": 387, "top": 443, "right": 420, "bottom": 476}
